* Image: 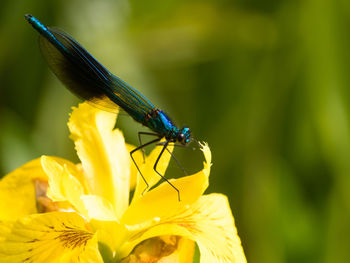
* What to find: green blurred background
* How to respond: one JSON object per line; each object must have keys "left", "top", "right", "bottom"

{"left": 1, "top": 0, "right": 350, "bottom": 262}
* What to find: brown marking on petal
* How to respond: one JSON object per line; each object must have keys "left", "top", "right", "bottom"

{"left": 169, "top": 209, "right": 204, "bottom": 235}
{"left": 62, "top": 222, "right": 74, "bottom": 229}
{"left": 23, "top": 257, "right": 33, "bottom": 263}
{"left": 25, "top": 238, "right": 40, "bottom": 243}
{"left": 55, "top": 228, "right": 93, "bottom": 249}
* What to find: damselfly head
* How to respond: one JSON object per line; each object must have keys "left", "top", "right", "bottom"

{"left": 177, "top": 126, "right": 191, "bottom": 145}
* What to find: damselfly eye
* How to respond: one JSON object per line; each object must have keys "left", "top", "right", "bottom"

{"left": 177, "top": 133, "right": 185, "bottom": 142}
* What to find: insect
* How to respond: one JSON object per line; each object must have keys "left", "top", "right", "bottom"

{"left": 25, "top": 14, "right": 194, "bottom": 200}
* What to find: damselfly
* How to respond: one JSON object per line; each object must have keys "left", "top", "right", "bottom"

{"left": 25, "top": 14, "right": 196, "bottom": 200}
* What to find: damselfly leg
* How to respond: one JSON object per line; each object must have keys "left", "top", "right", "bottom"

{"left": 130, "top": 137, "right": 161, "bottom": 194}
{"left": 131, "top": 132, "right": 183, "bottom": 201}
{"left": 153, "top": 141, "right": 181, "bottom": 201}
{"left": 138, "top": 131, "right": 159, "bottom": 162}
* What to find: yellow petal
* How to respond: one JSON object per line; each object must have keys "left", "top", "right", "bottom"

{"left": 41, "top": 156, "right": 88, "bottom": 216}
{"left": 122, "top": 194, "right": 246, "bottom": 263}
{"left": 90, "top": 220, "right": 125, "bottom": 252}
{"left": 198, "top": 142, "right": 211, "bottom": 178}
{"left": 68, "top": 102, "right": 130, "bottom": 218}
{"left": 186, "top": 194, "right": 246, "bottom": 263}
{"left": 80, "top": 195, "right": 118, "bottom": 221}
{"left": 122, "top": 171, "right": 207, "bottom": 228}
{"left": 0, "top": 158, "right": 47, "bottom": 220}
{"left": 132, "top": 140, "right": 174, "bottom": 203}
{"left": 0, "top": 212, "right": 103, "bottom": 263}
{"left": 122, "top": 143, "right": 211, "bottom": 227}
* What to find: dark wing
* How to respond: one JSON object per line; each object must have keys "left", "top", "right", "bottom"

{"left": 39, "top": 27, "right": 155, "bottom": 121}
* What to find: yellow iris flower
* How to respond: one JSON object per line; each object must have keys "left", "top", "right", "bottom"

{"left": 0, "top": 102, "right": 246, "bottom": 263}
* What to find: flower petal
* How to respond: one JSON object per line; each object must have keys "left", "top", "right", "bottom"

{"left": 0, "top": 158, "right": 47, "bottom": 220}
{"left": 41, "top": 156, "right": 88, "bottom": 216}
{"left": 132, "top": 140, "right": 174, "bottom": 203}
{"left": 0, "top": 212, "right": 103, "bottom": 263}
{"left": 122, "top": 172, "right": 206, "bottom": 229}
{"left": 122, "top": 194, "right": 246, "bottom": 263}
{"left": 80, "top": 195, "right": 118, "bottom": 221}
{"left": 90, "top": 220, "right": 125, "bottom": 252}
{"left": 185, "top": 194, "right": 246, "bottom": 263}
{"left": 68, "top": 102, "right": 130, "bottom": 218}
{"left": 122, "top": 143, "right": 211, "bottom": 226}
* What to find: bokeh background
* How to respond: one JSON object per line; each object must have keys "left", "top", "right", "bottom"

{"left": 1, "top": 0, "right": 350, "bottom": 262}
